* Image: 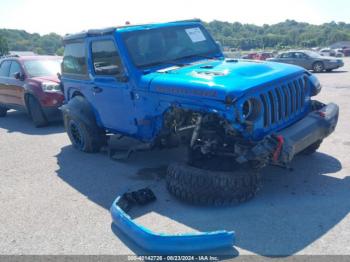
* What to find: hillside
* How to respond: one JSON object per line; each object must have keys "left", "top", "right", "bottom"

{"left": 1, "top": 20, "right": 350, "bottom": 56}
{"left": 0, "top": 29, "right": 63, "bottom": 56}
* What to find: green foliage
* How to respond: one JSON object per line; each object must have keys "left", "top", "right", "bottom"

{"left": 0, "top": 35, "right": 9, "bottom": 56}
{"left": 2, "top": 19, "right": 350, "bottom": 54}
{"left": 204, "top": 20, "right": 350, "bottom": 50}
{"left": 0, "top": 29, "right": 63, "bottom": 55}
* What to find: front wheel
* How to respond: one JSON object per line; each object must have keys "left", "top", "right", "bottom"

{"left": 27, "top": 96, "right": 48, "bottom": 127}
{"left": 313, "top": 62, "right": 324, "bottom": 73}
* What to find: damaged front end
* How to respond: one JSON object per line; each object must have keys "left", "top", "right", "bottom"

{"left": 235, "top": 101, "right": 339, "bottom": 168}
{"left": 110, "top": 188, "right": 235, "bottom": 253}
{"left": 156, "top": 98, "right": 338, "bottom": 170}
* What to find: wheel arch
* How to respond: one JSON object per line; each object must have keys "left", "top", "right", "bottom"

{"left": 61, "top": 95, "right": 99, "bottom": 130}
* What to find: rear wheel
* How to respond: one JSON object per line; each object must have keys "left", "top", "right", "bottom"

{"left": 64, "top": 113, "right": 106, "bottom": 153}
{"left": 313, "top": 62, "right": 324, "bottom": 73}
{"left": 0, "top": 106, "right": 7, "bottom": 117}
{"left": 27, "top": 96, "right": 48, "bottom": 127}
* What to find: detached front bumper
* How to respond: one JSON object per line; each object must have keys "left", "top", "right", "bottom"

{"left": 277, "top": 102, "right": 339, "bottom": 163}
{"left": 110, "top": 189, "right": 235, "bottom": 253}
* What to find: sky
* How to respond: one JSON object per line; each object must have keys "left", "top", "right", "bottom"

{"left": 0, "top": 0, "right": 350, "bottom": 35}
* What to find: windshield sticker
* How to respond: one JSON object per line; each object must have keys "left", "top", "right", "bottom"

{"left": 185, "top": 27, "right": 206, "bottom": 43}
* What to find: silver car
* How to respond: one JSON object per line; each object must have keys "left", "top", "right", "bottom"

{"left": 268, "top": 50, "right": 344, "bottom": 73}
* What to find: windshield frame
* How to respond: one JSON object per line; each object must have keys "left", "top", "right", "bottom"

{"left": 120, "top": 24, "right": 222, "bottom": 69}
{"left": 23, "top": 58, "right": 62, "bottom": 78}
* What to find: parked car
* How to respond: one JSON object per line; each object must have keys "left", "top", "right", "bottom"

{"left": 255, "top": 52, "right": 274, "bottom": 60}
{"left": 241, "top": 52, "right": 258, "bottom": 59}
{"left": 267, "top": 50, "right": 344, "bottom": 72}
{"left": 319, "top": 48, "right": 343, "bottom": 57}
{"left": 0, "top": 55, "right": 64, "bottom": 126}
{"left": 60, "top": 20, "right": 338, "bottom": 205}
{"left": 341, "top": 48, "right": 350, "bottom": 57}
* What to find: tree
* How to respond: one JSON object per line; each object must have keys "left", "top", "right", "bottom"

{"left": 0, "top": 35, "right": 9, "bottom": 56}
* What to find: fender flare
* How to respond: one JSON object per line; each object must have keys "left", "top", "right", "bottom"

{"left": 60, "top": 96, "right": 98, "bottom": 129}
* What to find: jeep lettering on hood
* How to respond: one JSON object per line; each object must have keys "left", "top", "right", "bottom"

{"left": 148, "top": 59, "right": 305, "bottom": 101}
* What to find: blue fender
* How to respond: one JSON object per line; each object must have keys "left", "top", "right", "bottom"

{"left": 110, "top": 194, "right": 235, "bottom": 253}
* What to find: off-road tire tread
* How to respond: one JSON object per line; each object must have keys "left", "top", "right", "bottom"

{"left": 166, "top": 162, "right": 261, "bottom": 206}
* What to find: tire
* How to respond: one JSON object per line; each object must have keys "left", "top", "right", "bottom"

{"left": 166, "top": 162, "right": 261, "bottom": 206}
{"left": 313, "top": 62, "right": 324, "bottom": 73}
{"left": 64, "top": 113, "right": 106, "bottom": 153}
{"left": 300, "top": 140, "right": 322, "bottom": 155}
{"left": 27, "top": 96, "right": 48, "bottom": 127}
{"left": 0, "top": 106, "right": 7, "bottom": 117}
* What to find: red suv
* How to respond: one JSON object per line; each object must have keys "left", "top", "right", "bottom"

{"left": 0, "top": 55, "right": 64, "bottom": 127}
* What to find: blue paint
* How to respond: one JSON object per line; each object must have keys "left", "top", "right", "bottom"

{"left": 62, "top": 20, "right": 321, "bottom": 142}
{"left": 110, "top": 196, "right": 235, "bottom": 253}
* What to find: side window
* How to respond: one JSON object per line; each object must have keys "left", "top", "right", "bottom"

{"left": 9, "top": 61, "right": 22, "bottom": 78}
{"left": 62, "top": 42, "right": 87, "bottom": 75}
{"left": 91, "top": 40, "right": 123, "bottom": 76}
{"left": 296, "top": 52, "right": 307, "bottom": 59}
{"left": 0, "top": 61, "right": 11, "bottom": 77}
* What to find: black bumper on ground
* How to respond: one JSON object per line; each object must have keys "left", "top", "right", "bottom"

{"left": 277, "top": 102, "right": 339, "bottom": 163}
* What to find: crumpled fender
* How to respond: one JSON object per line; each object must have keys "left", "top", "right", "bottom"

{"left": 110, "top": 188, "right": 235, "bottom": 253}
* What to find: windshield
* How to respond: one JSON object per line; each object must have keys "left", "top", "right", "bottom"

{"left": 122, "top": 25, "right": 221, "bottom": 68}
{"left": 303, "top": 51, "right": 323, "bottom": 58}
{"left": 24, "top": 59, "right": 61, "bottom": 77}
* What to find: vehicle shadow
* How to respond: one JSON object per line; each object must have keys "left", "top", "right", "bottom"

{"left": 314, "top": 70, "right": 348, "bottom": 74}
{"left": 55, "top": 140, "right": 348, "bottom": 256}
{"left": 0, "top": 110, "right": 64, "bottom": 135}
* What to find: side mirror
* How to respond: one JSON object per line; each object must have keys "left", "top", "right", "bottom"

{"left": 14, "top": 72, "right": 25, "bottom": 81}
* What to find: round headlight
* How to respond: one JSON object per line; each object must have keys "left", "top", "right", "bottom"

{"left": 242, "top": 98, "right": 261, "bottom": 121}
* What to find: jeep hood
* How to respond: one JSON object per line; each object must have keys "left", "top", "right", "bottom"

{"left": 146, "top": 59, "right": 305, "bottom": 101}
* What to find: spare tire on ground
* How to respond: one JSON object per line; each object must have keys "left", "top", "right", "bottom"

{"left": 166, "top": 162, "right": 261, "bottom": 206}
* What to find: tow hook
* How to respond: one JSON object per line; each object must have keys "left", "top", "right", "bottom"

{"left": 272, "top": 135, "right": 284, "bottom": 162}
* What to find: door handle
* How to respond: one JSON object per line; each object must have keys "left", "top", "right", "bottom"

{"left": 92, "top": 86, "right": 103, "bottom": 93}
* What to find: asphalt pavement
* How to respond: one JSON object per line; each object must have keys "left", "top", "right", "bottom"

{"left": 1, "top": 58, "right": 350, "bottom": 256}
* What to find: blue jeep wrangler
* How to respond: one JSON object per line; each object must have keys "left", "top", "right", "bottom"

{"left": 61, "top": 20, "right": 339, "bottom": 205}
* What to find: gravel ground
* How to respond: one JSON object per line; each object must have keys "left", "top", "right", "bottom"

{"left": 0, "top": 58, "right": 350, "bottom": 257}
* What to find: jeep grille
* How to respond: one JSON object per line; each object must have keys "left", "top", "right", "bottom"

{"left": 260, "top": 76, "right": 307, "bottom": 128}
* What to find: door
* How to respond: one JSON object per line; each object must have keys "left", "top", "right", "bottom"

{"left": 87, "top": 38, "right": 136, "bottom": 134}
{"left": 0, "top": 60, "right": 12, "bottom": 104}
{"left": 278, "top": 52, "right": 294, "bottom": 64}
{"left": 294, "top": 52, "right": 311, "bottom": 69}
{"left": 7, "top": 61, "right": 26, "bottom": 106}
